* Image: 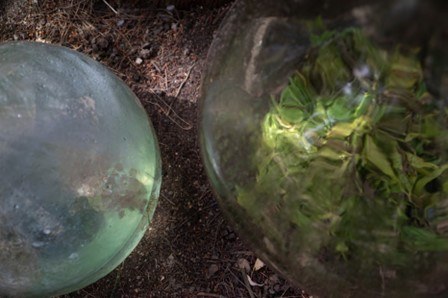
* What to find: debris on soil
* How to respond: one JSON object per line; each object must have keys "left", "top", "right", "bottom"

{"left": 254, "top": 258, "right": 265, "bottom": 272}
{"left": 1, "top": 1, "right": 307, "bottom": 297}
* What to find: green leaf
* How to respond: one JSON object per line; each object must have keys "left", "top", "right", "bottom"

{"left": 326, "top": 96, "right": 356, "bottom": 122}
{"left": 307, "top": 16, "right": 336, "bottom": 46}
{"left": 414, "top": 164, "right": 448, "bottom": 195}
{"left": 312, "top": 43, "right": 351, "bottom": 93}
{"left": 327, "top": 121, "right": 357, "bottom": 139}
{"left": 405, "top": 153, "right": 438, "bottom": 172}
{"left": 402, "top": 226, "right": 448, "bottom": 251}
{"left": 386, "top": 50, "right": 423, "bottom": 90}
{"left": 354, "top": 93, "right": 373, "bottom": 118}
{"left": 386, "top": 139, "right": 412, "bottom": 194}
{"left": 352, "top": 28, "right": 387, "bottom": 74}
{"left": 318, "top": 147, "right": 345, "bottom": 161}
{"left": 363, "top": 135, "right": 397, "bottom": 179}
{"left": 422, "top": 114, "right": 444, "bottom": 138}
{"left": 336, "top": 241, "right": 349, "bottom": 259}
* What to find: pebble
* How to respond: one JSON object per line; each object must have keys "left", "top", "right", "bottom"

{"left": 117, "top": 19, "right": 125, "bottom": 27}
{"left": 237, "top": 258, "right": 250, "bottom": 273}
{"left": 139, "top": 49, "right": 152, "bottom": 59}
{"left": 208, "top": 264, "right": 219, "bottom": 277}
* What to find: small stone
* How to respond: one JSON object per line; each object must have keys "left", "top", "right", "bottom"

{"left": 139, "top": 49, "right": 152, "bottom": 59}
{"left": 135, "top": 57, "right": 143, "bottom": 65}
{"left": 166, "top": 5, "right": 175, "bottom": 12}
{"left": 208, "top": 264, "right": 219, "bottom": 277}
{"left": 237, "top": 258, "right": 250, "bottom": 273}
{"left": 166, "top": 254, "right": 175, "bottom": 267}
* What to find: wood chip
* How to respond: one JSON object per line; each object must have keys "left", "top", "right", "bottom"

{"left": 253, "top": 258, "right": 265, "bottom": 271}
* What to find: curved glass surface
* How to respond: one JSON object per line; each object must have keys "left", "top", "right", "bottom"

{"left": 0, "top": 41, "right": 161, "bottom": 297}
{"left": 200, "top": 1, "right": 448, "bottom": 296}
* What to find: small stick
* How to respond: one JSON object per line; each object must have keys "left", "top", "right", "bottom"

{"left": 149, "top": 94, "right": 192, "bottom": 130}
{"left": 240, "top": 269, "right": 256, "bottom": 298}
{"left": 175, "top": 63, "right": 196, "bottom": 98}
{"left": 102, "top": 0, "right": 118, "bottom": 14}
{"left": 151, "top": 61, "right": 162, "bottom": 73}
{"left": 164, "top": 68, "right": 169, "bottom": 91}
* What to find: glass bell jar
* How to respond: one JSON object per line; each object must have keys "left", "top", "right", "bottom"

{"left": 200, "top": 0, "right": 448, "bottom": 296}
{"left": 0, "top": 42, "right": 161, "bottom": 297}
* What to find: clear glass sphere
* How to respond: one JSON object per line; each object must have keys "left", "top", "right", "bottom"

{"left": 0, "top": 42, "right": 161, "bottom": 297}
{"left": 200, "top": 0, "right": 448, "bottom": 296}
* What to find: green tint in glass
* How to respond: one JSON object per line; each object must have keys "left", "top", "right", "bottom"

{"left": 200, "top": 0, "right": 448, "bottom": 296}
{"left": 0, "top": 41, "right": 161, "bottom": 297}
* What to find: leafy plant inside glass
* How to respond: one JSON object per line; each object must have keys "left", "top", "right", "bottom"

{"left": 201, "top": 1, "right": 448, "bottom": 296}
{"left": 238, "top": 20, "right": 448, "bottom": 291}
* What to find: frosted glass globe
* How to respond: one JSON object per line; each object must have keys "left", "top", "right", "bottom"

{"left": 0, "top": 42, "right": 161, "bottom": 297}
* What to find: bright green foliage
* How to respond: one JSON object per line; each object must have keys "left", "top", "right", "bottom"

{"left": 237, "top": 27, "right": 448, "bottom": 271}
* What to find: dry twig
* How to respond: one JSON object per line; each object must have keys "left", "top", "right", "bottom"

{"left": 240, "top": 268, "right": 256, "bottom": 298}
{"left": 175, "top": 63, "right": 196, "bottom": 98}
{"left": 148, "top": 93, "right": 193, "bottom": 130}
{"left": 102, "top": 0, "right": 118, "bottom": 15}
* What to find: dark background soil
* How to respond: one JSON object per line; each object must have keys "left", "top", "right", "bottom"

{"left": 0, "top": 1, "right": 306, "bottom": 297}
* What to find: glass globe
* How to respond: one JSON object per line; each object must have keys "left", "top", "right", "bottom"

{"left": 200, "top": 0, "right": 448, "bottom": 296}
{"left": 0, "top": 42, "right": 161, "bottom": 297}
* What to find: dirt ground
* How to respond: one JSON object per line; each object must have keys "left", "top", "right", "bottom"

{"left": 0, "top": 1, "right": 307, "bottom": 297}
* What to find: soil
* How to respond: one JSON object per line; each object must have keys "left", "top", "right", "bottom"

{"left": 0, "top": 1, "right": 306, "bottom": 297}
